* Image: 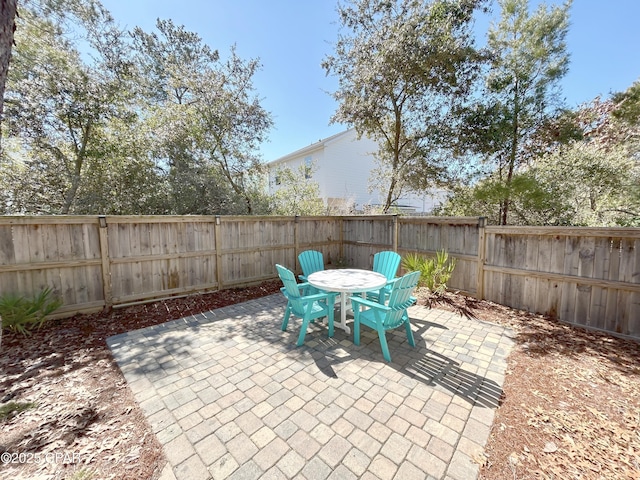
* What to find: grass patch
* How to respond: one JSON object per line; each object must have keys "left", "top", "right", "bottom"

{"left": 0, "top": 401, "right": 37, "bottom": 420}
{"left": 69, "top": 469, "right": 95, "bottom": 480}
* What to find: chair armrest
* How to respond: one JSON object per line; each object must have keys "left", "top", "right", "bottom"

{"left": 350, "top": 296, "right": 391, "bottom": 312}
{"left": 385, "top": 277, "right": 400, "bottom": 287}
{"left": 303, "top": 291, "right": 338, "bottom": 302}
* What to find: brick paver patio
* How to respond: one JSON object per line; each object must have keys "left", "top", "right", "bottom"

{"left": 107, "top": 293, "right": 514, "bottom": 480}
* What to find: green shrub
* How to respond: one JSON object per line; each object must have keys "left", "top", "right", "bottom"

{"left": 402, "top": 250, "right": 456, "bottom": 296}
{"left": 0, "top": 287, "right": 63, "bottom": 335}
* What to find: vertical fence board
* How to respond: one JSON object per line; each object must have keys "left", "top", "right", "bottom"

{"left": 13, "top": 226, "right": 33, "bottom": 295}
{"left": 0, "top": 225, "right": 15, "bottom": 266}
{"left": 139, "top": 223, "right": 154, "bottom": 294}
{"left": 43, "top": 226, "right": 62, "bottom": 300}
{"left": 149, "top": 223, "right": 163, "bottom": 294}
{"left": 590, "top": 238, "right": 609, "bottom": 329}
{"left": 70, "top": 225, "right": 89, "bottom": 305}
{"left": 522, "top": 234, "right": 539, "bottom": 312}
{"left": 532, "top": 235, "right": 549, "bottom": 316}
{"left": 129, "top": 222, "right": 143, "bottom": 298}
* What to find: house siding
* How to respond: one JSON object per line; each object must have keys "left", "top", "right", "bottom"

{"left": 266, "top": 129, "right": 446, "bottom": 213}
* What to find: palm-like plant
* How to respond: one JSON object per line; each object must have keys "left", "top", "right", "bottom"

{"left": 401, "top": 250, "right": 456, "bottom": 296}
{"left": 0, "top": 287, "right": 63, "bottom": 337}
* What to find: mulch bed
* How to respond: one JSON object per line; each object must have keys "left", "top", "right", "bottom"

{"left": 1, "top": 280, "right": 638, "bottom": 479}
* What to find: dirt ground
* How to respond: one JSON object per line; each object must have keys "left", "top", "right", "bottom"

{"left": 0, "top": 280, "right": 638, "bottom": 480}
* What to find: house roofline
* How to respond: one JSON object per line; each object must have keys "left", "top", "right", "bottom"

{"left": 265, "top": 128, "right": 356, "bottom": 166}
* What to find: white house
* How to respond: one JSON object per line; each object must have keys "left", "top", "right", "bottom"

{"left": 265, "top": 128, "right": 446, "bottom": 214}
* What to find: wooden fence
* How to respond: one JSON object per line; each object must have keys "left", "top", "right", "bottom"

{"left": 0, "top": 215, "right": 638, "bottom": 340}
{"left": 481, "top": 226, "right": 640, "bottom": 337}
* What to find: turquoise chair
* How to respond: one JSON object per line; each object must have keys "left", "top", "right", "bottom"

{"left": 298, "top": 250, "right": 325, "bottom": 295}
{"left": 367, "top": 250, "right": 402, "bottom": 303}
{"left": 351, "top": 270, "right": 420, "bottom": 362}
{"left": 276, "top": 264, "right": 337, "bottom": 346}
{"left": 298, "top": 250, "right": 325, "bottom": 282}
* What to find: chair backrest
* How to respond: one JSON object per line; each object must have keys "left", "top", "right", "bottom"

{"left": 276, "top": 264, "right": 301, "bottom": 299}
{"left": 384, "top": 271, "right": 421, "bottom": 328}
{"left": 373, "top": 251, "right": 401, "bottom": 281}
{"left": 298, "top": 250, "right": 324, "bottom": 277}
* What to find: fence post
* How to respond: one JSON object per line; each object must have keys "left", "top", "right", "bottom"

{"left": 97, "top": 215, "right": 113, "bottom": 308}
{"left": 214, "top": 216, "right": 224, "bottom": 290}
{"left": 294, "top": 215, "right": 300, "bottom": 271}
{"left": 339, "top": 216, "right": 345, "bottom": 264}
{"left": 476, "top": 216, "right": 486, "bottom": 299}
{"left": 392, "top": 214, "right": 399, "bottom": 252}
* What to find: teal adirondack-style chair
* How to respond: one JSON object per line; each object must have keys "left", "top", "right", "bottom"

{"left": 298, "top": 250, "right": 325, "bottom": 295}
{"left": 351, "top": 270, "right": 421, "bottom": 362}
{"left": 367, "top": 250, "right": 402, "bottom": 303}
{"left": 298, "top": 250, "right": 325, "bottom": 282}
{"left": 276, "top": 264, "right": 337, "bottom": 346}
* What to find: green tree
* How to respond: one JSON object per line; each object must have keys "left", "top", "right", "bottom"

{"left": 1, "top": 3, "right": 273, "bottom": 216}
{"left": 71, "top": 116, "right": 171, "bottom": 214}
{"left": 612, "top": 78, "right": 640, "bottom": 129}
{"left": 531, "top": 142, "right": 638, "bottom": 226}
{"left": 191, "top": 47, "right": 273, "bottom": 214}
{"left": 458, "top": 0, "right": 571, "bottom": 224}
{"left": 0, "top": 0, "right": 17, "bottom": 135}
{"left": 529, "top": 90, "right": 640, "bottom": 227}
{"left": 438, "top": 171, "right": 573, "bottom": 225}
{"left": 323, "top": 0, "right": 484, "bottom": 213}
{"left": 131, "top": 21, "right": 273, "bottom": 214}
{"left": 443, "top": 89, "right": 640, "bottom": 226}
{"left": 270, "top": 162, "right": 325, "bottom": 216}
{"left": 3, "top": 3, "right": 137, "bottom": 213}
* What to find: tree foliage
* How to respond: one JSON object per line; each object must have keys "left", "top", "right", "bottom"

{"left": 442, "top": 83, "right": 640, "bottom": 226}
{"left": 270, "top": 162, "right": 325, "bottom": 216}
{"left": 4, "top": 4, "right": 134, "bottom": 213}
{"left": 456, "top": 0, "right": 571, "bottom": 224}
{"left": 130, "top": 20, "right": 273, "bottom": 214}
{"left": 0, "top": 0, "right": 17, "bottom": 135}
{"left": 1, "top": 0, "right": 273, "bottom": 216}
{"left": 323, "top": 0, "right": 484, "bottom": 213}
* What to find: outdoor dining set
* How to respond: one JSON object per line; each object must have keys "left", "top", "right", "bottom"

{"left": 275, "top": 250, "right": 421, "bottom": 362}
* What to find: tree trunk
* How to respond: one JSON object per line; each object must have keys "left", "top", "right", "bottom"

{"left": 0, "top": 0, "right": 17, "bottom": 144}
{"left": 382, "top": 175, "right": 396, "bottom": 214}
{"left": 502, "top": 80, "right": 520, "bottom": 225}
{"left": 382, "top": 106, "right": 403, "bottom": 214}
{"left": 62, "top": 119, "right": 93, "bottom": 214}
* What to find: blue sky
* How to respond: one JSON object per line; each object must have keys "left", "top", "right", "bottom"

{"left": 100, "top": 0, "right": 640, "bottom": 162}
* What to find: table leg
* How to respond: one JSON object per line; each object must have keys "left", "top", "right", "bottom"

{"left": 336, "top": 291, "right": 351, "bottom": 334}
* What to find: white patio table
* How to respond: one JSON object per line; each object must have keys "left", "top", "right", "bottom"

{"left": 307, "top": 268, "right": 387, "bottom": 334}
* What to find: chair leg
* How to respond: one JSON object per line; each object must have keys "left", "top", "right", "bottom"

{"left": 404, "top": 318, "right": 415, "bottom": 347}
{"left": 353, "top": 305, "right": 360, "bottom": 345}
{"left": 281, "top": 304, "right": 292, "bottom": 331}
{"left": 297, "top": 314, "right": 311, "bottom": 346}
{"left": 377, "top": 328, "right": 391, "bottom": 362}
